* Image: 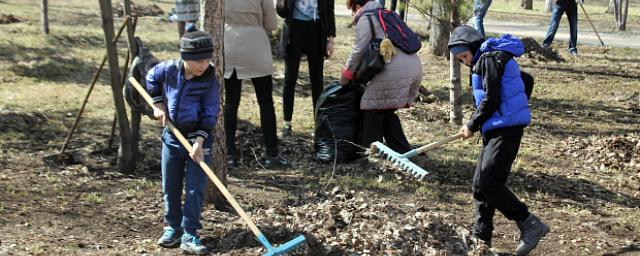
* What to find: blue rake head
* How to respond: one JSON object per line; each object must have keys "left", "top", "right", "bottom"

{"left": 258, "top": 234, "right": 306, "bottom": 256}
{"left": 370, "top": 141, "right": 429, "bottom": 180}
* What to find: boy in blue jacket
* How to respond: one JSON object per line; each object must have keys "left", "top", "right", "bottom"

{"left": 146, "top": 28, "right": 220, "bottom": 255}
{"left": 448, "top": 25, "right": 549, "bottom": 256}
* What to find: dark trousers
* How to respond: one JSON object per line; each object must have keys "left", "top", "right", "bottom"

{"left": 283, "top": 19, "right": 325, "bottom": 122}
{"left": 224, "top": 72, "right": 279, "bottom": 157}
{"left": 472, "top": 127, "right": 530, "bottom": 243}
{"left": 543, "top": 3, "right": 578, "bottom": 53}
{"left": 361, "top": 109, "right": 411, "bottom": 154}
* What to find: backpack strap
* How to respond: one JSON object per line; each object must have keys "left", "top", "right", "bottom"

{"left": 365, "top": 14, "right": 377, "bottom": 43}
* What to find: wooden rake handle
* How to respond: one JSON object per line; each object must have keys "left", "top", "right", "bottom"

{"left": 127, "top": 77, "right": 264, "bottom": 238}
{"left": 414, "top": 133, "right": 463, "bottom": 155}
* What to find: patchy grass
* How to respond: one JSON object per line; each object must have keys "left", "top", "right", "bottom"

{"left": 1, "top": 0, "right": 639, "bottom": 255}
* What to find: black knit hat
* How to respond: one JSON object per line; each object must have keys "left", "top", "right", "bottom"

{"left": 180, "top": 29, "right": 214, "bottom": 61}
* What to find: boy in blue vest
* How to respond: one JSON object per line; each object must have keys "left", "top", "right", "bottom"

{"left": 448, "top": 25, "right": 549, "bottom": 256}
{"left": 146, "top": 28, "right": 220, "bottom": 255}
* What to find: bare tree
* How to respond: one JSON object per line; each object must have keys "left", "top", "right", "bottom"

{"left": 98, "top": 0, "right": 135, "bottom": 172}
{"left": 449, "top": 0, "right": 462, "bottom": 125}
{"left": 429, "top": 0, "right": 450, "bottom": 57}
{"left": 200, "top": 0, "right": 229, "bottom": 210}
{"left": 41, "top": 0, "right": 49, "bottom": 35}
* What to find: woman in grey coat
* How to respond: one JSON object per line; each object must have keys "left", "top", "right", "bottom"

{"left": 340, "top": 0, "right": 422, "bottom": 153}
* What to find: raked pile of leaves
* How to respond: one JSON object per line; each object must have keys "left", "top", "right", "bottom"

{"left": 208, "top": 188, "right": 491, "bottom": 256}
{"left": 559, "top": 133, "right": 640, "bottom": 173}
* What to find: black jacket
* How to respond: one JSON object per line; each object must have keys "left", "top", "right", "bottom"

{"left": 555, "top": 0, "right": 577, "bottom": 12}
{"left": 276, "top": 0, "right": 336, "bottom": 58}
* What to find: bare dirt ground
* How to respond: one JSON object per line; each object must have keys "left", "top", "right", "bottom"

{"left": 1, "top": 1, "right": 639, "bottom": 256}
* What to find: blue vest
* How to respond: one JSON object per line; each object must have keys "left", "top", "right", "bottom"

{"left": 472, "top": 53, "right": 531, "bottom": 133}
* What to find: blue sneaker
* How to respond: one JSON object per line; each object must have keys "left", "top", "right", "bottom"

{"left": 181, "top": 233, "right": 208, "bottom": 255}
{"left": 157, "top": 226, "right": 183, "bottom": 248}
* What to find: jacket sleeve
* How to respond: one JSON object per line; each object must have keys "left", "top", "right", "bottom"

{"left": 327, "top": 0, "right": 336, "bottom": 37}
{"left": 262, "top": 0, "right": 278, "bottom": 32}
{"left": 195, "top": 78, "right": 221, "bottom": 140}
{"left": 145, "top": 62, "right": 166, "bottom": 104}
{"left": 276, "top": 0, "right": 289, "bottom": 18}
{"left": 467, "top": 55, "right": 503, "bottom": 132}
{"left": 342, "top": 16, "right": 372, "bottom": 79}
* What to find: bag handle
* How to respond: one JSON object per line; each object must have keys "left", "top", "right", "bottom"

{"left": 365, "top": 14, "right": 377, "bottom": 43}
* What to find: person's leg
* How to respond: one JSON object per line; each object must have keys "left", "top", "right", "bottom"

{"left": 224, "top": 71, "right": 242, "bottom": 158}
{"left": 361, "top": 110, "right": 385, "bottom": 148}
{"left": 542, "top": 4, "right": 564, "bottom": 48}
{"left": 158, "top": 129, "right": 186, "bottom": 247}
{"left": 283, "top": 21, "right": 305, "bottom": 124}
{"left": 305, "top": 22, "right": 325, "bottom": 113}
{"left": 476, "top": 134, "right": 529, "bottom": 221}
{"left": 390, "top": 0, "right": 398, "bottom": 12}
{"left": 566, "top": 7, "right": 579, "bottom": 54}
{"left": 251, "top": 75, "right": 279, "bottom": 156}
{"left": 180, "top": 137, "right": 212, "bottom": 254}
{"left": 472, "top": 139, "right": 495, "bottom": 247}
{"left": 473, "top": 0, "right": 492, "bottom": 37}
{"left": 381, "top": 110, "right": 411, "bottom": 154}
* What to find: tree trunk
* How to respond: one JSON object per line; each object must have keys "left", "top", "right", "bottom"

{"left": 122, "top": 0, "right": 141, "bottom": 163}
{"left": 606, "top": 0, "right": 615, "bottom": 14}
{"left": 200, "top": 0, "right": 229, "bottom": 210}
{"left": 521, "top": 0, "right": 533, "bottom": 10}
{"left": 619, "top": 0, "right": 629, "bottom": 31}
{"left": 449, "top": 0, "right": 462, "bottom": 125}
{"left": 429, "top": 0, "right": 449, "bottom": 57}
{"left": 543, "top": 0, "right": 553, "bottom": 13}
{"left": 41, "top": 0, "right": 49, "bottom": 35}
{"left": 98, "top": 0, "right": 135, "bottom": 173}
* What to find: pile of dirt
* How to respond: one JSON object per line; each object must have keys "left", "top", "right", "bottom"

{"left": 558, "top": 134, "right": 640, "bottom": 173}
{"left": 0, "top": 109, "right": 48, "bottom": 133}
{"left": 235, "top": 189, "right": 491, "bottom": 255}
{"left": 114, "top": 2, "right": 164, "bottom": 17}
{"left": 0, "top": 13, "right": 25, "bottom": 24}
{"left": 520, "top": 37, "right": 564, "bottom": 62}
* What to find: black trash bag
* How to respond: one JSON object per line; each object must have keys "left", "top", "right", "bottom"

{"left": 314, "top": 82, "right": 364, "bottom": 163}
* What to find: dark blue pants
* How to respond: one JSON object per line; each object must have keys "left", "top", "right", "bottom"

{"left": 161, "top": 128, "right": 213, "bottom": 235}
{"left": 543, "top": 3, "right": 578, "bottom": 54}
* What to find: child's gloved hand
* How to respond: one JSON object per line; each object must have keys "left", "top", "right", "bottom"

{"left": 153, "top": 102, "right": 167, "bottom": 127}
{"left": 190, "top": 137, "right": 205, "bottom": 162}
{"left": 459, "top": 125, "right": 475, "bottom": 140}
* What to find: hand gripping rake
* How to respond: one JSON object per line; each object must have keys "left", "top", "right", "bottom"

{"left": 370, "top": 133, "right": 463, "bottom": 180}
{"left": 128, "top": 77, "right": 305, "bottom": 256}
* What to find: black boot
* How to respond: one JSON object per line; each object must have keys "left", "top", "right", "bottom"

{"left": 515, "top": 214, "right": 550, "bottom": 256}
{"left": 260, "top": 153, "right": 292, "bottom": 169}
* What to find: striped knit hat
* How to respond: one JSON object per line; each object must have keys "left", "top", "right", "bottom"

{"left": 180, "top": 28, "right": 213, "bottom": 60}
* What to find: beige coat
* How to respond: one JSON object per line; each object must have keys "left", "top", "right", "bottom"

{"left": 224, "top": 0, "right": 277, "bottom": 80}
{"left": 344, "top": 1, "right": 422, "bottom": 110}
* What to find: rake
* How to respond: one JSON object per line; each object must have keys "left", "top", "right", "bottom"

{"left": 128, "top": 77, "right": 305, "bottom": 256}
{"left": 369, "top": 133, "right": 463, "bottom": 180}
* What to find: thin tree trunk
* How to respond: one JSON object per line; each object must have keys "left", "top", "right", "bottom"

{"left": 122, "top": 0, "right": 141, "bottom": 164}
{"left": 200, "top": 0, "right": 229, "bottom": 211}
{"left": 449, "top": 0, "right": 462, "bottom": 125}
{"left": 429, "top": 0, "right": 449, "bottom": 57}
{"left": 521, "top": 0, "right": 533, "bottom": 10}
{"left": 619, "top": 0, "right": 629, "bottom": 31}
{"left": 606, "top": 0, "right": 615, "bottom": 14}
{"left": 41, "top": 0, "right": 49, "bottom": 35}
{"left": 543, "top": 0, "right": 553, "bottom": 13}
{"left": 98, "top": 0, "right": 134, "bottom": 173}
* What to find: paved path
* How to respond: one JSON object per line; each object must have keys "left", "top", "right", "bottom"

{"left": 332, "top": 5, "right": 640, "bottom": 49}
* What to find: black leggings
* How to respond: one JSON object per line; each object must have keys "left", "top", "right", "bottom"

{"left": 283, "top": 19, "right": 325, "bottom": 122}
{"left": 224, "top": 72, "right": 278, "bottom": 157}
{"left": 361, "top": 109, "right": 411, "bottom": 154}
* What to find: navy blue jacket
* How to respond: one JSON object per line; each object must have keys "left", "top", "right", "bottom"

{"left": 469, "top": 35, "right": 531, "bottom": 134}
{"left": 146, "top": 59, "right": 221, "bottom": 140}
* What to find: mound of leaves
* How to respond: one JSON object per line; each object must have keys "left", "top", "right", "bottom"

{"left": 114, "top": 2, "right": 164, "bottom": 17}
{"left": 0, "top": 13, "right": 25, "bottom": 24}
{"left": 219, "top": 188, "right": 492, "bottom": 256}
{"left": 520, "top": 37, "right": 564, "bottom": 62}
{"left": 559, "top": 133, "right": 640, "bottom": 173}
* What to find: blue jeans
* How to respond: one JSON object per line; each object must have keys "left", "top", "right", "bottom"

{"left": 161, "top": 128, "right": 213, "bottom": 235}
{"left": 543, "top": 4, "right": 578, "bottom": 54}
{"left": 473, "top": 0, "right": 492, "bottom": 37}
